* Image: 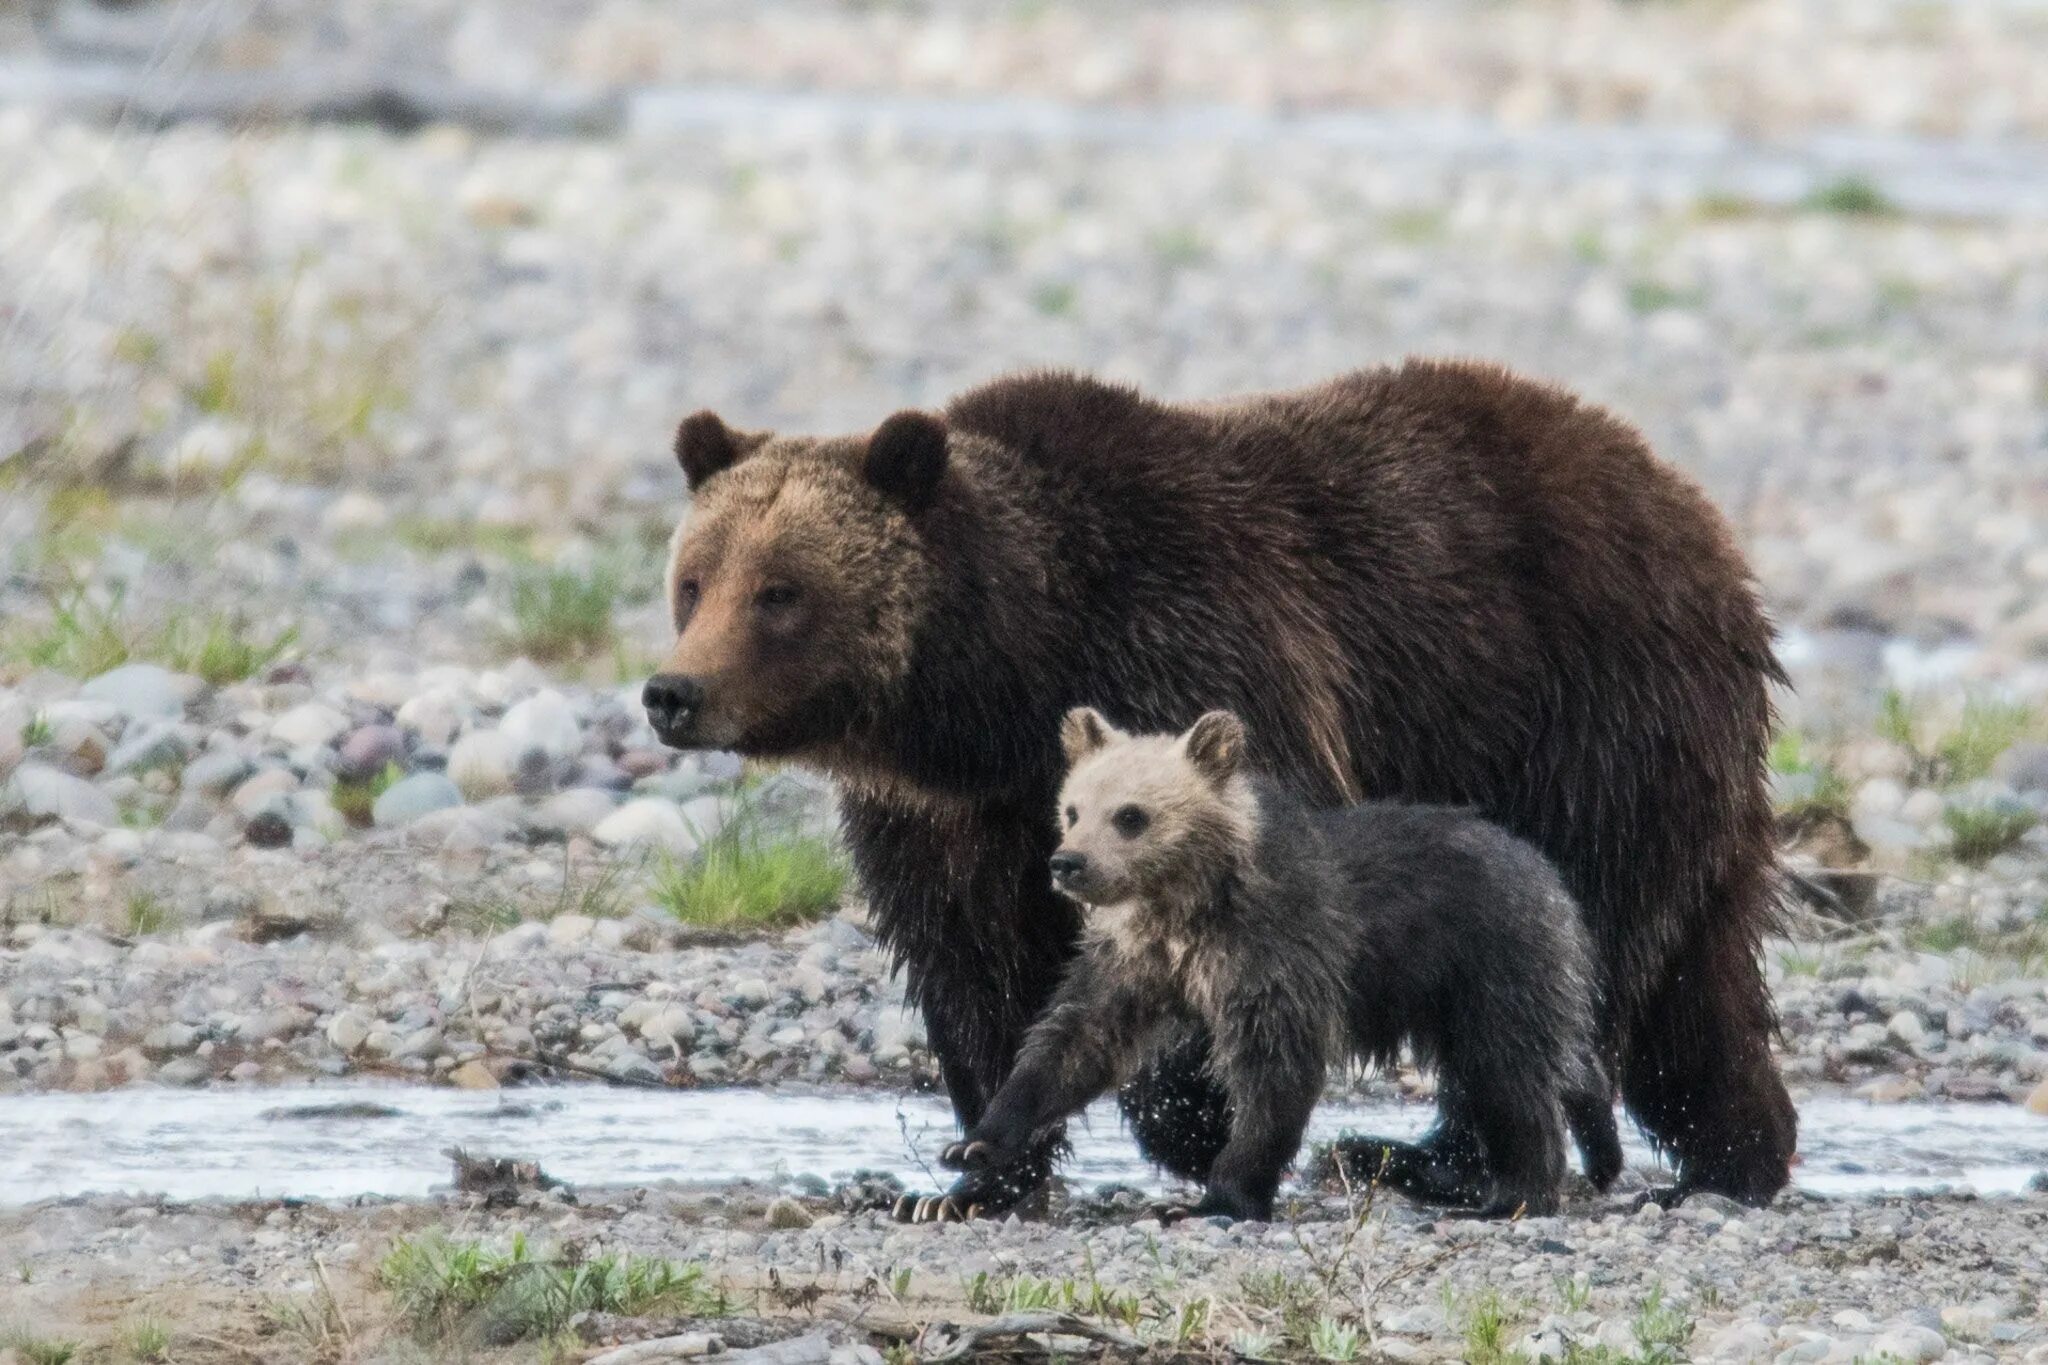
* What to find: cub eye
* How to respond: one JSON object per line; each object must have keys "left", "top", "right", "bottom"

{"left": 679, "top": 579, "right": 701, "bottom": 605}
{"left": 1064, "top": 805, "right": 1077, "bottom": 827}
{"left": 1112, "top": 805, "right": 1149, "bottom": 838}
{"left": 757, "top": 584, "right": 800, "bottom": 609}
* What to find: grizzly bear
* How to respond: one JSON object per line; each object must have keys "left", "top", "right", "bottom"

{"left": 940, "top": 708, "right": 1622, "bottom": 1222}
{"left": 644, "top": 360, "right": 1796, "bottom": 1218}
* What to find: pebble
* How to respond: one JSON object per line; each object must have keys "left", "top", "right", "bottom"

{"left": 594, "top": 797, "right": 700, "bottom": 854}
{"left": 270, "top": 703, "right": 350, "bottom": 750}
{"left": 447, "top": 728, "right": 522, "bottom": 799}
{"left": 2, "top": 762, "right": 120, "bottom": 827}
{"left": 372, "top": 772, "right": 465, "bottom": 826}
{"left": 78, "top": 664, "right": 190, "bottom": 722}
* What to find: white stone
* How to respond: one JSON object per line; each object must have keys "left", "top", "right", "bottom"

{"left": 548, "top": 914, "right": 596, "bottom": 947}
{"left": 323, "top": 491, "right": 391, "bottom": 533}
{"left": 1899, "top": 788, "right": 1946, "bottom": 828}
{"left": 1866, "top": 1325, "right": 1945, "bottom": 1364}
{"left": 594, "top": 798, "right": 699, "bottom": 854}
{"left": 447, "top": 729, "right": 521, "bottom": 800}
{"left": 79, "top": 663, "right": 191, "bottom": 722}
{"left": 396, "top": 690, "right": 467, "bottom": 747}
{"left": 499, "top": 689, "right": 582, "bottom": 762}
{"left": 2, "top": 763, "right": 118, "bottom": 827}
{"left": 327, "top": 1011, "right": 372, "bottom": 1052}
{"left": 270, "top": 703, "right": 350, "bottom": 750}
{"left": 533, "top": 787, "right": 617, "bottom": 835}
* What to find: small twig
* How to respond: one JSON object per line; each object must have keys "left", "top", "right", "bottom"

{"left": 917, "top": 1311, "right": 1145, "bottom": 1361}
{"left": 312, "top": 1252, "right": 352, "bottom": 1341}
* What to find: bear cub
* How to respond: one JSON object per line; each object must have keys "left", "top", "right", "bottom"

{"left": 942, "top": 707, "right": 1623, "bottom": 1221}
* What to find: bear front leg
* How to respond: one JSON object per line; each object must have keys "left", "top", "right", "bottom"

{"left": 1188, "top": 998, "right": 1326, "bottom": 1223}
{"left": 943, "top": 956, "right": 1169, "bottom": 1179}
{"left": 841, "top": 792, "right": 1081, "bottom": 1223}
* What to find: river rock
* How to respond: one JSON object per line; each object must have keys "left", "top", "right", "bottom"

{"left": 531, "top": 786, "right": 617, "bottom": 836}
{"left": 594, "top": 797, "right": 698, "bottom": 854}
{"left": 271, "top": 702, "right": 350, "bottom": 750}
{"left": 106, "top": 722, "right": 189, "bottom": 775}
{"left": 2, "top": 762, "right": 119, "bottom": 827}
{"left": 396, "top": 690, "right": 465, "bottom": 746}
{"left": 372, "top": 772, "right": 464, "bottom": 826}
{"left": 1867, "top": 1324, "right": 1945, "bottom": 1363}
{"left": 1992, "top": 741, "right": 2048, "bottom": 795}
{"left": 765, "top": 1197, "right": 814, "bottom": 1230}
{"left": 447, "top": 728, "right": 521, "bottom": 799}
{"left": 336, "top": 724, "right": 406, "bottom": 781}
{"left": 230, "top": 766, "right": 297, "bottom": 815}
{"left": 181, "top": 748, "right": 253, "bottom": 796}
{"left": 499, "top": 689, "right": 582, "bottom": 762}
{"left": 79, "top": 663, "right": 189, "bottom": 722}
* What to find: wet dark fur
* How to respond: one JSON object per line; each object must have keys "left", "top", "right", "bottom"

{"left": 667, "top": 360, "right": 1796, "bottom": 1212}
{"left": 949, "top": 780, "right": 1624, "bottom": 1221}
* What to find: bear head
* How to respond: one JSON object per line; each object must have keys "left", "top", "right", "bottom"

{"left": 1050, "top": 707, "right": 1258, "bottom": 909}
{"left": 644, "top": 408, "right": 952, "bottom": 756}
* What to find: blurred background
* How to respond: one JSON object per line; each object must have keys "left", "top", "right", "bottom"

{"left": 3, "top": 2, "right": 2048, "bottom": 1356}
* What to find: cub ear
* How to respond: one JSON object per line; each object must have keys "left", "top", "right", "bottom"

{"left": 1060, "top": 706, "right": 1118, "bottom": 765}
{"left": 674, "top": 410, "right": 767, "bottom": 490}
{"left": 863, "top": 410, "right": 949, "bottom": 511}
{"left": 1183, "top": 710, "right": 1247, "bottom": 785}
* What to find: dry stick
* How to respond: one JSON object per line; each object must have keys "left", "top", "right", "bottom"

{"left": 312, "top": 1252, "right": 353, "bottom": 1341}
{"left": 917, "top": 1311, "right": 1146, "bottom": 1361}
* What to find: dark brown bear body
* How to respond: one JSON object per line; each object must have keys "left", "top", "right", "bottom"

{"left": 646, "top": 360, "right": 1796, "bottom": 1215}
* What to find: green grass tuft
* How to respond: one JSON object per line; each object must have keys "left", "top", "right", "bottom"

{"left": 1800, "top": 175, "right": 1899, "bottom": 217}
{"left": 379, "top": 1232, "right": 726, "bottom": 1345}
{"left": 332, "top": 761, "right": 404, "bottom": 828}
{"left": 119, "top": 1317, "right": 171, "bottom": 1362}
{"left": 157, "top": 614, "right": 297, "bottom": 686}
{"left": 1937, "top": 698, "right": 2034, "bottom": 785}
{"left": 123, "top": 892, "right": 180, "bottom": 936}
{"left": 0, "top": 1329, "right": 79, "bottom": 1365}
{"left": 1943, "top": 803, "right": 2039, "bottom": 867}
{"left": 505, "top": 561, "right": 620, "bottom": 663}
{"left": 652, "top": 823, "right": 847, "bottom": 931}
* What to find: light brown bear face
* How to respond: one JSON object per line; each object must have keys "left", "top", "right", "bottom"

{"left": 644, "top": 409, "right": 947, "bottom": 756}
{"left": 1050, "top": 708, "right": 1257, "bottom": 908}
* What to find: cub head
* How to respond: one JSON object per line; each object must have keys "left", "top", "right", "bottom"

{"left": 1049, "top": 707, "right": 1254, "bottom": 907}
{"left": 642, "top": 408, "right": 949, "bottom": 755}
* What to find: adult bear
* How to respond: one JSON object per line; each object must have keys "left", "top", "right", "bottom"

{"left": 643, "top": 360, "right": 1797, "bottom": 1217}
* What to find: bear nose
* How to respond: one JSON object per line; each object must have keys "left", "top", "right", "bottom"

{"left": 643, "top": 673, "right": 705, "bottom": 737}
{"left": 1048, "top": 851, "right": 1088, "bottom": 882}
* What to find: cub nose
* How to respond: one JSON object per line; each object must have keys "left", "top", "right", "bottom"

{"left": 1048, "top": 851, "right": 1088, "bottom": 882}
{"left": 642, "top": 673, "right": 705, "bottom": 736}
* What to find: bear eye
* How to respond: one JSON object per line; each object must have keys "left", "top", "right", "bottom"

{"left": 757, "top": 583, "right": 800, "bottom": 609}
{"left": 1064, "top": 805, "right": 1077, "bottom": 827}
{"left": 679, "top": 579, "right": 701, "bottom": 605}
{"left": 1112, "top": 805, "right": 1149, "bottom": 838}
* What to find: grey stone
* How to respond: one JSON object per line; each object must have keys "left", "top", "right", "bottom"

{"left": 79, "top": 663, "right": 189, "bottom": 722}
{"left": 372, "top": 772, "right": 464, "bottom": 827}
{"left": 2, "top": 762, "right": 118, "bottom": 827}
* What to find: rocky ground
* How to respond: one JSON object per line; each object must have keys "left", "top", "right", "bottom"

{"left": 5, "top": 0, "right": 2048, "bottom": 1359}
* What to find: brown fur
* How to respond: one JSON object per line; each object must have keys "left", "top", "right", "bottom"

{"left": 648, "top": 359, "right": 1796, "bottom": 1213}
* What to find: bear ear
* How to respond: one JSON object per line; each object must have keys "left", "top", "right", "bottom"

{"left": 674, "top": 410, "right": 767, "bottom": 490}
{"left": 1183, "top": 711, "right": 1247, "bottom": 785}
{"left": 863, "top": 410, "right": 949, "bottom": 511}
{"left": 1060, "top": 706, "right": 1118, "bottom": 765}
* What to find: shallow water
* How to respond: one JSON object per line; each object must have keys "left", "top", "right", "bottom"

{"left": 2, "top": 1086, "right": 2042, "bottom": 1208}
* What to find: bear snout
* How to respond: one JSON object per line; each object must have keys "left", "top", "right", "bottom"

{"left": 1048, "top": 850, "right": 1089, "bottom": 887}
{"left": 642, "top": 673, "right": 706, "bottom": 744}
